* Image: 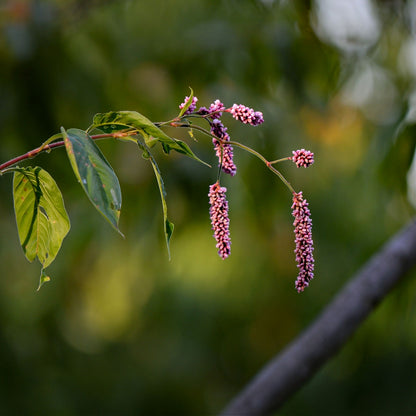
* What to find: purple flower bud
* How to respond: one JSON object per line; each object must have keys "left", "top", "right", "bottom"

{"left": 291, "top": 149, "right": 314, "bottom": 168}
{"left": 179, "top": 96, "right": 198, "bottom": 115}
{"left": 211, "top": 119, "right": 228, "bottom": 139}
{"left": 211, "top": 119, "right": 237, "bottom": 176}
{"left": 197, "top": 106, "right": 210, "bottom": 115}
{"left": 252, "top": 111, "right": 264, "bottom": 126}
{"left": 226, "top": 104, "right": 264, "bottom": 126}
{"left": 208, "top": 182, "right": 231, "bottom": 259}
{"left": 291, "top": 191, "right": 314, "bottom": 292}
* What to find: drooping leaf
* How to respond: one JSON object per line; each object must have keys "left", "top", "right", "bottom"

{"left": 90, "top": 110, "right": 209, "bottom": 166}
{"left": 61, "top": 127, "right": 123, "bottom": 235}
{"left": 177, "top": 87, "right": 194, "bottom": 117}
{"left": 137, "top": 140, "right": 174, "bottom": 259}
{"left": 13, "top": 166, "right": 70, "bottom": 275}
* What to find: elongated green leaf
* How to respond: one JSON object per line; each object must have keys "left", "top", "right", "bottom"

{"left": 137, "top": 140, "right": 174, "bottom": 259}
{"left": 62, "top": 127, "right": 123, "bottom": 235}
{"left": 91, "top": 111, "right": 209, "bottom": 166}
{"left": 91, "top": 110, "right": 171, "bottom": 145}
{"left": 13, "top": 166, "right": 70, "bottom": 275}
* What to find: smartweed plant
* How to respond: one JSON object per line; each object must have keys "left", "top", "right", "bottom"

{"left": 0, "top": 90, "right": 314, "bottom": 292}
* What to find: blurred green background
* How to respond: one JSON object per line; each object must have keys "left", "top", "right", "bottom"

{"left": 1, "top": 0, "right": 416, "bottom": 414}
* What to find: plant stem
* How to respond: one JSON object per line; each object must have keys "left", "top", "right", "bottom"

{"left": 228, "top": 141, "right": 296, "bottom": 193}
{"left": 0, "top": 131, "right": 136, "bottom": 173}
{"left": 269, "top": 157, "right": 292, "bottom": 164}
{"left": 174, "top": 122, "right": 296, "bottom": 193}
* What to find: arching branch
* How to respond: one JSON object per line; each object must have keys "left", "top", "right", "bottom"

{"left": 220, "top": 219, "right": 416, "bottom": 416}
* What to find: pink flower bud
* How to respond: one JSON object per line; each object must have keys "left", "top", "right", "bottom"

{"left": 291, "top": 149, "right": 314, "bottom": 168}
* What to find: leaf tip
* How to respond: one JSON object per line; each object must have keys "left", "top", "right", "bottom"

{"left": 117, "top": 227, "right": 126, "bottom": 239}
{"left": 165, "top": 219, "right": 174, "bottom": 261}
{"left": 37, "top": 270, "right": 51, "bottom": 291}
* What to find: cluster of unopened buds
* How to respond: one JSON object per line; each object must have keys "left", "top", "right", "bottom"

{"left": 178, "top": 95, "right": 315, "bottom": 292}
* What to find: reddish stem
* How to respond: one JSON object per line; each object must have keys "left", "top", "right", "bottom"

{"left": 0, "top": 132, "right": 135, "bottom": 172}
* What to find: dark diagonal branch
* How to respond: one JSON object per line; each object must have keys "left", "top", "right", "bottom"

{"left": 220, "top": 219, "right": 416, "bottom": 416}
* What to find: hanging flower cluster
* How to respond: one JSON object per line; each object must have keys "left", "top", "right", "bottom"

{"left": 292, "top": 192, "right": 314, "bottom": 292}
{"left": 177, "top": 93, "right": 315, "bottom": 292}
{"left": 208, "top": 182, "right": 231, "bottom": 259}
{"left": 210, "top": 119, "right": 236, "bottom": 176}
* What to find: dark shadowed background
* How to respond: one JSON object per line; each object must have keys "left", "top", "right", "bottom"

{"left": 1, "top": 0, "right": 416, "bottom": 414}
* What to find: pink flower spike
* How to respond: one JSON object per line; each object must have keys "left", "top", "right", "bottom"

{"left": 208, "top": 182, "right": 231, "bottom": 259}
{"left": 213, "top": 140, "right": 237, "bottom": 176}
{"left": 291, "top": 191, "right": 314, "bottom": 292}
{"left": 209, "top": 99, "right": 225, "bottom": 119}
{"left": 211, "top": 119, "right": 237, "bottom": 176}
{"left": 226, "top": 104, "right": 264, "bottom": 126}
{"left": 179, "top": 96, "right": 198, "bottom": 115}
{"left": 291, "top": 149, "right": 314, "bottom": 168}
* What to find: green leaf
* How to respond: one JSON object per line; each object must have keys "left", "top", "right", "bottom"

{"left": 13, "top": 166, "right": 70, "bottom": 273}
{"left": 90, "top": 110, "right": 209, "bottom": 166}
{"left": 61, "top": 127, "right": 123, "bottom": 235}
{"left": 178, "top": 87, "right": 194, "bottom": 117}
{"left": 137, "top": 140, "right": 174, "bottom": 259}
{"left": 91, "top": 110, "right": 172, "bottom": 146}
